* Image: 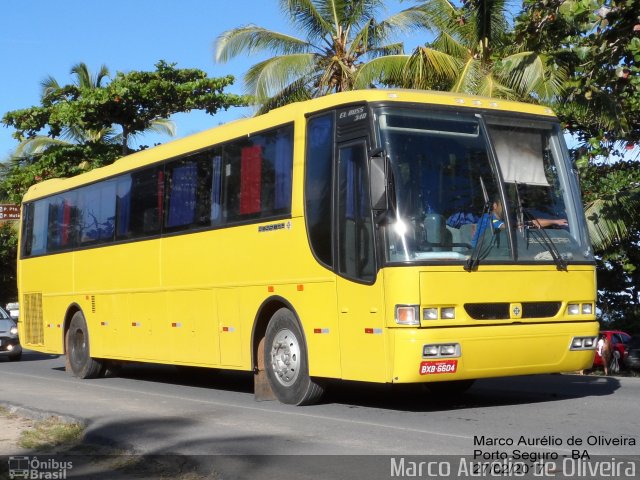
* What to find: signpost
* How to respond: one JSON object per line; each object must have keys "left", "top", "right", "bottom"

{"left": 0, "top": 204, "right": 20, "bottom": 221}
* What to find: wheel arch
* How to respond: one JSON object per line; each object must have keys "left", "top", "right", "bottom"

{"left": 62, "top": 303, "right": 84, "bottom": 353}
{"left": 251, "top": 295, "right": 306, "bottom": 371}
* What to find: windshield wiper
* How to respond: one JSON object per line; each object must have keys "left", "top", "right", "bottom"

{"left": 465, "top": 177, "right": 491, "bottom": 272}
{"left": 513, "top": 182, "right": 567, "bottom": 271}
{"left": 521, "top": 209, "right": 568, "bottom": 271}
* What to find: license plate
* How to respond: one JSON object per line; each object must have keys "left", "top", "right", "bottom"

{"left": 419, "top": 359, "right": 458, "bottom": 375}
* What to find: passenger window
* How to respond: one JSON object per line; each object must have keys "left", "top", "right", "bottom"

{"left": 165, "top": 155, "right": 214, "bottom": 231}
{"left": 47, "top": 193, "right": 78, "bottom": 252}
{"left": 116, "top": 166, "right": 164, "bottom": 239}
{"left": 77, "top": 180, "right": 116, "bottom": 244}
{"left": 222, "top": 125, "right": 293, "bottom": 224}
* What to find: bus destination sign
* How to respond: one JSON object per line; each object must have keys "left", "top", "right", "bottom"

{"left": 0, "top": 204, "right": 20, "bottom": 220}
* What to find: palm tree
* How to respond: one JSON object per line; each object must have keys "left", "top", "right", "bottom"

{"left": 215, "top": 0, "right": 430, "bottom": 113}
{"left": 358, "top": 0, "right": 566, "bottom": 102}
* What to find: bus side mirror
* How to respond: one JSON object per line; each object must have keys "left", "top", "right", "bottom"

{"left": 370, "top": 148, "right": 388, "bottom": 211}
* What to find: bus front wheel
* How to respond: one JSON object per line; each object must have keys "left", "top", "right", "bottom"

{"left": 264, "top": 308, "right": 324, "bottom": 405}
{"left": 66, "top": 311, "right": 104, "bottom": 379}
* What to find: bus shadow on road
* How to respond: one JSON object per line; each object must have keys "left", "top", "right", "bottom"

{"left": 108, "top": 362, "right": 622, "bottom": 413}
{"left": 116, "top": 363, "right": 255, "bottom": 395}
{"left": 319, "top": 374, "right": 622, "bottom": 412}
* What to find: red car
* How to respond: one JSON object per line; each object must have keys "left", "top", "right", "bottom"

{"left": 593, "top": 330, "right": 631, "bottom": 373}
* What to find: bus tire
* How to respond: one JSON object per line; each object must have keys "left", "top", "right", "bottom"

{"left": 66, "top": 311, "right": 104, "bottom": 379}
{"left": 264, "top": 308, "right": 324, "bottom": 405}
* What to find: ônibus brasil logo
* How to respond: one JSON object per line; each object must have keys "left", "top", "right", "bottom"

{"left": 7, "top": 456, "right": 73, "bottom": 479}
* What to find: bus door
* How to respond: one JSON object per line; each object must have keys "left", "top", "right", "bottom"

{"left": 335, "top": 138, "right": 388, "bottom": 382}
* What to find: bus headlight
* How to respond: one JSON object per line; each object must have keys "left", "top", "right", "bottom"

{"left": 570, "top": 336, "right": 597, "bottom": 350}
{"left": 423, "top": 308, "right": 438, "bottom": 320}
{"left": 422, "top": 307, "right": 456, "bottom": 320}
{"left": 581, "top": 303, "right": 593, "bottom": 315}
{"left": 441, "top": 307, "right": 456, "bottom": 319}
{"left": 567, "top": 303, "right": 580, "bottom": 315}
{"left": 395, "top": 305, "right": 419, "bottom": 325}
{"left": 423, "top": 343, "right": 461, "bottom": 358}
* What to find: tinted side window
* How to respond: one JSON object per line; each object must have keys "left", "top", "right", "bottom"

{"left": 77, "top": 180, "right": 116, "bottom": 245}
{"left": 164, "top": 153, "right": 214, "bottom": 231}
{"left": 337, "top": 141, "right": 375, "bottom": 281}
{"left": 47, "top": 192, "right": 79, "bottom": 252}
{"left": 21, "top": 203, "right": 35, "bottom": 257}
{"left": 116, "top": 166, "right": 164, "bottom": 239}
{"left": 305, "top": 114, "right": 334, "bottom": 267}
{"left": 222, "top": 125, "right": 293, "bottom": 223}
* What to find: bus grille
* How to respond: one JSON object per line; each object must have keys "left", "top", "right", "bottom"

{"left": 22, "top": 293, "right": 44, "bottom": 345}
{"left": 464, "top": 302, "right": 561, "bottom": 320}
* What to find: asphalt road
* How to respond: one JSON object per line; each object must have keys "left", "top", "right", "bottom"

{"left": 1, "top": 351, "right": 638, "bottom": 479}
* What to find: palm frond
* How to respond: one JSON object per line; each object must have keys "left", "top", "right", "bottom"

{"left": 469, "top": 0, "right": 511, "bottom": 45}
{"left": 70, "top": 62, "right": 92, "bottom": 88}
{"left": 348, "top": 17, "right": 404, "bottom": 58}
{"left": 40, "top": 75, "right": 61, "bottom": 99}
{"left": 354, "top": 55, "right": 410, "bottom": 88}
{"left": 145, "top": 118, "right": 177, "bottom": 137}
{"left": 244, "top": 53, "right": 316, "bottom": 101}
{"left": 14, "top": 136, "right": 70, "bottom": 157}
{"left": 585, "top": 188, "right": 640, "bottom": 250}
{"left": 431, "top": 31, "right": 469, "bottom": 59}
{"left": 338, "top": 0, "right": 384, "bottom": 30}
{"left": 281, "top": 0, "right": 333, "bottom": 40}
{"left": 403, "top": 46, "right": 461, "bottom": 89}
{"left": 255, "top": 77, "right": 313, "bottom": 114}
{"left": 215, "top": 26, "right": 310, "bottom": 63}
{"left": 497, "top": 52, "right": 567, "bottom": 102}
{"left": 412, "top": 0, "right": 460, "bottom": 35}
{"left": 477, "top": 72, "right": 515, "bottom": 99}
{"left": 450, "top": 57, "right": 479, "bottom": 94}
{"left": 377, "top": 4, "right": 437, "bottom": 35}
{"left": 368, "top": 42, "right": 404, "bottom": 58}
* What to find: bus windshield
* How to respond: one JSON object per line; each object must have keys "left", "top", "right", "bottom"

{"left": 375, "top": 107, "right": 593, "bottom": 266}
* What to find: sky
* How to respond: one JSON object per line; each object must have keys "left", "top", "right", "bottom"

{"left": 0, "top": 0, "right": 415, "bottom": 159}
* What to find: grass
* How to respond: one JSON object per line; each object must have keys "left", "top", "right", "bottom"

{"left": 18, "top": 416, "right": 84, "bottom": 451}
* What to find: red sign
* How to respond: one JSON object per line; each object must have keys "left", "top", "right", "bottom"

{"left": 0, "top": 205, "right": 19, "bottom": 220}
{"left": 419, "top": 359, "right": 458, "bottom": 375}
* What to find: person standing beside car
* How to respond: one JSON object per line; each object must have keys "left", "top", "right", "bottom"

{"left": 597, "top": 334, "right": 612, "bottom": 375}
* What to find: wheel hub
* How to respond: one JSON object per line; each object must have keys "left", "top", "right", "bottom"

{"left": 270, "top": 328, "right": 300, "bottom": 386}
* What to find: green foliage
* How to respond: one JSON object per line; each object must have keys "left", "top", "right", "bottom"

{"left": 516, "top": 0, "right": 640, "bottom": 162}
{"left": 3, "top": 61, "right": 247, "bottom": 153}
{"left": 363, "top": 0, "right": 567, "bottom": 102}
{"left": 215, "top": 0, "right": 428, "bottom": 112}
{"left": 1, "top": 61, "right": 247, "bottom": 201}
{"left": 0, "top": 222, "right": 18, "bottom": 305}
{"left": 0, "top": 143, "right": 122, "bottom": 204}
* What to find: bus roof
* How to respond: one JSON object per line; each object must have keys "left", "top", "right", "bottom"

{"left": 22, "top": 89, "right": 556, "bottom": 202}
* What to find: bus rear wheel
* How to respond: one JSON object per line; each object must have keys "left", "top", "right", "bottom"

{"left": 66, "top": 311, "right": 104, "bottom": 379}
{"left": 264, "top": 308, "right": 324, "bottom": 405}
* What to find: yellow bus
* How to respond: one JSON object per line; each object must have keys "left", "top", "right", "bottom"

{"left": 17, "top": 89, "right": 598, "bottom": 405}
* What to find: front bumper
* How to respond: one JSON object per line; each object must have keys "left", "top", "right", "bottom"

{"left": 0, "top": 337, "right": 22, "bottom": 356}
{"left": 390, "top": 321, "right": 599, "bottom": 383}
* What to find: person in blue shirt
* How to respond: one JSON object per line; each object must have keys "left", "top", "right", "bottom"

{"left": 471, "top": 198, "right": 568, "bottom": 247}
{"left": 471, "top": 199, "right": 505, "bottom": 247}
